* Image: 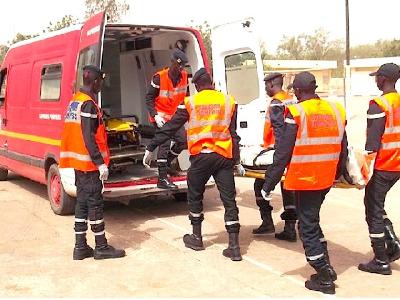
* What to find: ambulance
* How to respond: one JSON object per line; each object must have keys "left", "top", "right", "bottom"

{"left": 0, "top": 12, "right": 271, "bottom": 215}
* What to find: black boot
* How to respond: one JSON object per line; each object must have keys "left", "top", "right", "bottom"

{"left": 358, "top": 238, "right": 391, "bottom": 275}
{"left": 183, "top": 223, "right": 205, "bottom": 251}
{"left": 275, "top": 220, "right": 297, "bottom": 242}
{"left": 222, "top": 232, "right": 242, "bottom": 261}
{"left": 384, "top": 218, "right": 400, "bottom": 262}
{"left": 73, "top": 234, "right": 94, "bottom": 260}
{"left": 253, "top": 200, "right": 275, "bottom": 234}
{"left": 305, "top": 264, "right": 335, "bottom": 295}
{"left": 321, "top": 241, "right": 337, "bottom": 281}
{"left": 157, "top": 162, "right": 178, "bottom": 189}
{"left": 93, "top": 234, "right": 126, "bottom": 260}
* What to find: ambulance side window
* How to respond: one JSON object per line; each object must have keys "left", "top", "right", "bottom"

{"left": 40, "top": 64, "right": 62, "bottom": 101}
{"left": 224, "top": 51, "right": 259, "bottom": 105}
{"left": 0, "top": 69, "right": 7, "bottom": 106}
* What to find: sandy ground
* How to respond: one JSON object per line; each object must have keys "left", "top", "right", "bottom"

{"left": 1, "top": 95, "right": 399, "bottom": 297}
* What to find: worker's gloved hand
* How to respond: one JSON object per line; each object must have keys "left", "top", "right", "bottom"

{"left": 143, "top": 149, "right": 154, "bottom": 168}
{"left": 261, "top": 189, "right": 272, "bottom": 201}
{"left": 234, "top": 164, "right": 246, "bottom": 176}
{"left": 98, "top": 164, "right": 109, "bottom": 181}
{"left": 154, "top": 114, "right": 166, "bottom": 128}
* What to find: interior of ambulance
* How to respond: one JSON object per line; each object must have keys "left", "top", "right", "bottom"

{"left": 75, "top": 24, "right": 205, "bottom": 181}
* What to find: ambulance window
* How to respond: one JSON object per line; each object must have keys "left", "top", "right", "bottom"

{"left": 40, "top": 64, "right": 62, "bottom": 101}
{"left": 224, "top": 51, "right": 259, "bottom": 105}
{"left": 0, "top": 69, "right": 7, "bottom": 103}
{"left": 76, "top": 47, "right": 96, "bottom": 90}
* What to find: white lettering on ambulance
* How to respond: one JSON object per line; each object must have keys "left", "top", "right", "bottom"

{"left": 87, "top": 25, "right": 100, "bottom": 37}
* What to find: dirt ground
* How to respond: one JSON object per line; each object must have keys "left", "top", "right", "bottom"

{"left": 1, "top": 96, "right": 399, "bottom": 297}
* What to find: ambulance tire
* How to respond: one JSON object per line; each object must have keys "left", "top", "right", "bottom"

{"left": 47, "top": 164, "right": 75, "bottom": 215}
{"left": 0, "top": 168, "right": 8, "bottom": 181}
{"left": 173, "top": 192, "right": 187, "bottom": 202}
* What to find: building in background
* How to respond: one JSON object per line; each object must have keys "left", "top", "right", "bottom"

{"left": 263, "top": 60, "right": 337, "bottom": 96}
{"left": 347, "top": 57, "right": 400, "bottom": 96}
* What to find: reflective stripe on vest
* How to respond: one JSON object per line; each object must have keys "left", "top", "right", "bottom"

{"left": 263, "top": 91, "right": 296, "bottom": 148}
{"left": 185, "top": 91, "right": 234, "bottom": 158}
{"left": 284, "top": 99, "right": 345, "bottom": 190}
{"left": 373, "top": 94, "right": 400, "bottom": 171}
{"left": 59, "top": 92, "right": 110, "bottom": 171}
{"left": 150, "top": 68, "right": 188, "bottom": 123}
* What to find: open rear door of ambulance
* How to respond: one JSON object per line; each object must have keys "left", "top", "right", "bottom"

{"left": 75, "top": 12, "right": 106, "bottom": 97}
{"left": 211, "top": 18, "right": 266, "bottom": 146}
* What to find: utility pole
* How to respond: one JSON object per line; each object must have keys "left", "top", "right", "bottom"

{"left": 344, "top": 0, "right": 351, "bottom": 111}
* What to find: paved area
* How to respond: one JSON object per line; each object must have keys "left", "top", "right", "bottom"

{"left": 0, "top": 172, "right": 399, "bottom": 297}
{"left": 1, "top": 95, "right": 399, "bottom": 297}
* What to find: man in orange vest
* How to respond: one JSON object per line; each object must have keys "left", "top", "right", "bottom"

{"left": 358, "top": 63, "right": 400, "bottom": 275}
{"left": 143, "top": 68, "right": 244, "bottom": 261}
{"left": 252, "top": 72, "right": 297, "bottom": 242}
{"left": 60, "top": 65, "right": 125, "bottom": 260}
{"left": 261, "top": 72, "right": 349, "bottom": 294}
{"left": 145, "top": 49, "right": 189, "bottom": 189}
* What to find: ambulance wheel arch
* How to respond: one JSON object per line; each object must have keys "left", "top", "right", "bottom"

{"left": 47, "top": 163, "right": 75, "bottom": 215}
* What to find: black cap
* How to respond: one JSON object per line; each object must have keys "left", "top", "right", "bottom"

{"left": 264, "top": 72, "right": 283, "bottom": 82}
{"left": 369, "top": 63, "right": 400, "bottom": 80}
{"left": 192, "top": 68, "right": 210, "bottom": 84}
{"left": 171, "top": 48, "right": 188, "bottom": 65}
{"left": 83, "top": 65, "right": 105, "bottom": 79}
{"left": 291, "top": 71, "right": 317, "bottom": 90}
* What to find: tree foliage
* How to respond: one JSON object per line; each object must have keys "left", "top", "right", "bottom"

{"left": 85, "top": 0, "right": 130, "bottom": 22}
{"left": 45, "top": 15, "right": 79, "bottom": 33}
{"left": 190, "top": 21, "right": 212, "bottom": 68}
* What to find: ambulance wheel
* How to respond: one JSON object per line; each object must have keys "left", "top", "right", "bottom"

{"left": 173, "top": 192, "right": 187, "bottom": 202}
{"left": 0, "top": 167, "right": 8, "bottom": 181}
{"left": 47, "top": 164, "right": 75, "bottom": 215}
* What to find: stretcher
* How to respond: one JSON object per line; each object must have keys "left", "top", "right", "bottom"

{"left": 236, "top": 145, "right": 373, "bottom": 190}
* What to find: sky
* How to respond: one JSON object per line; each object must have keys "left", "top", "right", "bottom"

{"left": 1, "top": 0, "right": 400, "bottom": 54}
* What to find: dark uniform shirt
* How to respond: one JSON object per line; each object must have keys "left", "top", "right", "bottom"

{"left": 263, "top": 100, "right": 349, "bottom": 193}
{"left": 269, "top": 98, "right": 286, "bottom": 147}
{"left": 365, "top": 101, "right": 386, "bottom": 152}
{"left": 80, "top": 90, "right": 105, "bottom": 166}
{"left": 145, "top": 71, "right": 186, "bottom": 118}
{"left": 147, "top": 101, "right": 241, "bottom": 164}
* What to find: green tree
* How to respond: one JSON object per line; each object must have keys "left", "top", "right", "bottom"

{"left": 0, "top": 45, "right": 8, "bottom": 64}
{"left": 276, "top": 35, "right": 306, "bottom": 59}
{"left": 9, "top": 33, "right": 38, "bottom": 45}
{"left": 190, "top": 21, "right": 212, "bottom": 68}
{"left": 45, "top": 15, "right": 79, "bottom": 32}
{"left": 85, "top": 0, "right": 130, "bottom": 22}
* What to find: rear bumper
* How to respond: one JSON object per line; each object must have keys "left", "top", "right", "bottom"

{"left": 60, "top": 168, "right": 215, "bottom": 199}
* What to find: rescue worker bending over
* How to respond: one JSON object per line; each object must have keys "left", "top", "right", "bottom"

{"left": 252, "top": 72, "right": 297, "bottom": 242}
{"left": 145, "top": 48, "right": 189, "bottom": 189}
{"left": 60, "top": 65, "right": 125, "bottom": 260}
{"left": 358, "top": 63, "right": 400, "bottom": 275}
{"left": 143, "top": 68, "right": 243, "bottom": 261}
{"left": 262, "top": 72, "right": 349, "bottom": 294}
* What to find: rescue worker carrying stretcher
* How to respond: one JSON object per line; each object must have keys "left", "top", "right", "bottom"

{"left": 145, "top": 49, "right": 189, "bottom": 189}
{"left": 358, "top": 63, "right": 400, "bottom": 275}
{"left": 60, "top": 65, "right": 125, "bottom": 260}
{"left": 143, "top": 68, "right": 244, "bottom": 261}
{"left": 252, "top": 72, "right": 297, "bottom": 242}
{"left": 261, "top": 72, "right": 350, "bottom": 294}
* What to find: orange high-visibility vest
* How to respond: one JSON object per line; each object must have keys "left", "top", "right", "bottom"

{"left": 59, "top": 92, "right": 110, "bottom": 171}
{"left": 184, "top": 90, "right": 235, "bottom": 159}
{"left": 263, "top": 91, "right": 297, "bottom": 148}
{"left": 149, "top": 68, "right": 188, "bottom": 122}
{"left": 372, "top": 93, "right": 400, "bottom": 171}
{"left": 284, "top": 99, "right": 346, "bottom": 190}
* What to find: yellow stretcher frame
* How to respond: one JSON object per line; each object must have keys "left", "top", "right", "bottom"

{"left": 236, "top": 169, "right": 363, "bottom": 189}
